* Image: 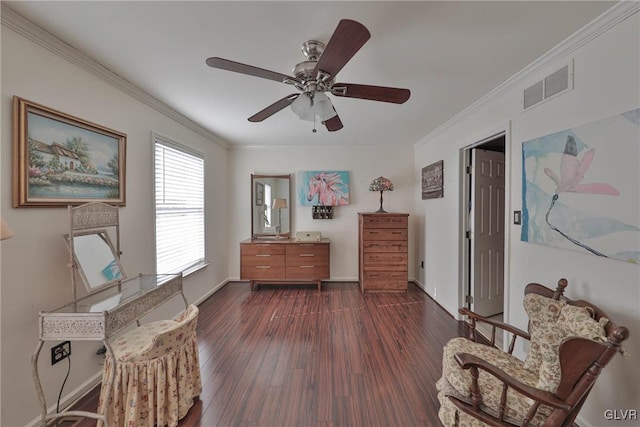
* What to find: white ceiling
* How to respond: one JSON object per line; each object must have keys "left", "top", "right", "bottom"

{"left": 5, "top": 1, "right": 614, "bottom": 148}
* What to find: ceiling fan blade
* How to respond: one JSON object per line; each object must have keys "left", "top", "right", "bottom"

{"left": 323, "top": 115, "right": 343, "bottom": 132}
{"left": 331, "top": 83, "right": 411, "bottom": 104}
{"left": 206, "top": 57, "right": 296, "bottom": 84}
{"left": 248, "top": 94, "right": 300, "bottom": 122}
{"left": 313, "top": 19, "right": 371, "bottom": 79}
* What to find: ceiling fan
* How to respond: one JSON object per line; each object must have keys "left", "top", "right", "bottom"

{"left": 206, "top": 19, "right": 411, "bottom": 132}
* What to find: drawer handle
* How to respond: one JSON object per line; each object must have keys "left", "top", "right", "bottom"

{"left": 369, "top": 231, "right": 379, "bottom": 234}
{"left": 300, "top": 265, "right": 314, "bottom": 268}
{"left": 257, "top": 244, "right": 272, "bottom": 247}
{"left": 392, "top": 231, "right": 402, "bottom": 234}
{"left": 256, "top": 254, "right": 271, "bottom": 257}
{"left": 299, "top": 254, "right": 315, "bottom": 257}
{"left": 256, "top": 266, "right": 271, "bottom": 269}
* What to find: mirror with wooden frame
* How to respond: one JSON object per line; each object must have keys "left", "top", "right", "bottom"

{"left": 251, "top": 174, "right": 291, "bottom": 239}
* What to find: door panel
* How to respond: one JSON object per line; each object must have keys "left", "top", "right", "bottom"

{"left": 471, "top": 148, "right": 505, "bottom": 317}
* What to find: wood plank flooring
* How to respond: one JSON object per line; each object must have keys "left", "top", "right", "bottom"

{"left": 70, "top": 281, "right": 469, "bottom": 426}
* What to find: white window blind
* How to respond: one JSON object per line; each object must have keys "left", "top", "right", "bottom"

{"left": 154, "top": 135, "right": 205, "bottom": 274}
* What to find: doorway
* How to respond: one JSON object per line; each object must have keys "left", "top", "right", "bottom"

{"left": 461, "top": 133, "right": 506, "bottom": 318}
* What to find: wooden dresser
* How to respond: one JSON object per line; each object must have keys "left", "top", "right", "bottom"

{"left": 358, "top": 213, "right": 409, "bottom": 293}
{"left": 240, "top": 239, "right": 330, "bottom": 291}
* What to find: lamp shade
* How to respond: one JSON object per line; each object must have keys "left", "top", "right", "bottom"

{"left": 0, "top": 217, "right": 15, "bottom": 241}
{"left": 291, "top": 91, "right": 337, "bottom": 122}
{"left": 272, "top": 198, "right": 288, "bottom": 209}
{"left": 369, "top": 176, "right": 394, "bottom": 192}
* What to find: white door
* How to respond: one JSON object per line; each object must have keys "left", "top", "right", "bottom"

{"left": 470, "top": 148, "right": 505, "bottom": 317}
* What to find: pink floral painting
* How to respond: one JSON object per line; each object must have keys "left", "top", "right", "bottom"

{"left": 521, "top": 108, "right": 639, "bottom": 264}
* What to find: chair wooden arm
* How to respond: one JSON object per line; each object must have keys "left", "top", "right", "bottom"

{"left": 459, "top": 308, "right": 530, "bottom": 353}
{"left": 454, "top": 352, "right": 571, "bottom": 411}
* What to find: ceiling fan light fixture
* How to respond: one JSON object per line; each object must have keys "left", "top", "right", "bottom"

{"left": 290, "top": 91, "right": 337, "bottom": 122}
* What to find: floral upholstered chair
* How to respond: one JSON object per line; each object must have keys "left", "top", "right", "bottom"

{"left": 437, "top": 279, "right": 629, "bottom": 427}
{"left": 98, "top": 304, "right": 202, "bottom": 427}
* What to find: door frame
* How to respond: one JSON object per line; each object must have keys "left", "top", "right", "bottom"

{"left": 458, "top": 122, "right": 513, "bottom": 323}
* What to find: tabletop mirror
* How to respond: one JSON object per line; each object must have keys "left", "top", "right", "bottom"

{"left": 251, "top": 174, "right": 291, "bottom": 239}
{"left": 68, "top": 202, "right": 127, "bottom": 299}
{"left": 69, "top": 230, "right": 125, "bottom": 293}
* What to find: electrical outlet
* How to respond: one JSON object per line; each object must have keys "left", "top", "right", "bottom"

{"left": 51, "top": 341, "right": 71, "bottom": 365}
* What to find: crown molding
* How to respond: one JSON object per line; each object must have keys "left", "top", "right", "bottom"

{"left": 1, "top": 4, "right": 230, "bottom": 150}
{"left": 415, "top": 1, "right": 640, "bottom": 148}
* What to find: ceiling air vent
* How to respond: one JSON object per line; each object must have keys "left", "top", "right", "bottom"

{"left": 523, "top": 60, "right": 573, "bottom": 110}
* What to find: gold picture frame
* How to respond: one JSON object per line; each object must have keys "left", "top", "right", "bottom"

{"left": 13, "top": 96, "right": 126, "bottom": 207}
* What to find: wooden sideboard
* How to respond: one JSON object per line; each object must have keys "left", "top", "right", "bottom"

{"left": 358, "top": 213, "right": 409, "bottom": 293}
{"left": 240, "top": 239, "right": 330, "bottom": 291}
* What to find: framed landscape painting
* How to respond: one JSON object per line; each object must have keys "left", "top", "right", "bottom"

{"left": 13, "top": 96, "right": 126, "bottom": 207}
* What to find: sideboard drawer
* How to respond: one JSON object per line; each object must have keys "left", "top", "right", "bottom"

{"left": 241, "top": 264, "right": 286, "bottom": 279}
{"left": 241, "top": 244, "right": 285, "bottom": 256}
{"left": 286, "top": 243, "right": 329, "bottom": 257}
{"left": 286, "top": 252, "right": 329, "bottom": 267}
{"left": 286, "top": 265, "right": 329, "bottom": 279}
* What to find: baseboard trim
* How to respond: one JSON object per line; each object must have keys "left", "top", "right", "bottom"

{"left": 25, "top": 372, "right": 103, "bottom": 427}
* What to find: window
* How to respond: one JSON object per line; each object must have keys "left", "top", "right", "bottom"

{"left": 154, "top": 134, "right": 205, "bottom": 274}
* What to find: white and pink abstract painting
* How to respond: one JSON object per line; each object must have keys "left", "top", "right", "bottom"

{"left": 297, "top": 171, "right": 350, "bottom": 206}
{"left": 521, "top": 108, "right": 640, "bottom": 264}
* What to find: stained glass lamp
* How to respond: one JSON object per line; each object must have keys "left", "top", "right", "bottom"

{"left": 369, "top": 176, "right": 394, "bottom": 213}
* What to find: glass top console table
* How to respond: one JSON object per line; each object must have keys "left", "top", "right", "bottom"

{"left": 31, "top": 203, "right": 189, "bottom": 426}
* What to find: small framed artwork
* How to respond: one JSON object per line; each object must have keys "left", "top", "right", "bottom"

{"left": 13, "top": 96, "right": 127, "bottom": 207}
{"left": 422, "top": 160, "right": 444, "bottom": 199}
{"left": 255, "top": 181, "right": 264, "bottom": 206}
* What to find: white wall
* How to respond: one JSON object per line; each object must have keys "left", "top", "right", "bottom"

{"left": 1, "top": 26, "right": 230, "bottom": 426}
{"left": 229, "top": 144, "right": 415, "bottom": 282}
{"left": 414, "top": 7, "right": 639, "bottom": 427}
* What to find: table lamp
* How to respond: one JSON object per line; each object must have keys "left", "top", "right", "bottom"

{"left": 369, "top": 177, "right": 394, "bottom": 213}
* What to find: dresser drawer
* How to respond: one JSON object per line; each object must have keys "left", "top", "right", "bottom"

{"left": 362, "top": 241, "right": 407, "bottom": 253}
{"left": 362, "top": 228, "right": 407, "bottom": 241}
{"left": 362, "top": 271, "right": 407, "bottom": 291}
{"left": 362, "top": 215, "right": 408, "bottom": 229}
{"left": 241, "top": 243, "right": 285, "bottom": 256}
{"left": 286, "top": 243, "right": 329, "bottom": 257}
{"left": 286, "top": 252, "right": 329, "bottom": 267}
{"left": 363, "top": 253, "right": 407, "bottom": 270}
{"left": 286, "top": 265, "right": 329, "bottom": 279}
{"left": 242, "top": 265, "right": 286, "bottom": 279}
{"left": 241, "top": 251, "right": 285, "bottom": 279}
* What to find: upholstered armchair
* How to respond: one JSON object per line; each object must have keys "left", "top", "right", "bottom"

{"left": 98, "top": 304, "right": 202, "bottom": 427}
{"left": 437, "top": 279, "right": 629, "bottom": 426}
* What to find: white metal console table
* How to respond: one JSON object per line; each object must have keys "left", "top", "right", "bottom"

{"left": 31, "top": 202, "right": 188, "bottom": 426}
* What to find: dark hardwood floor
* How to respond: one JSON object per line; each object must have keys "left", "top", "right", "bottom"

{"left": 70, "top": 281, "right": 468, "bottom": 426}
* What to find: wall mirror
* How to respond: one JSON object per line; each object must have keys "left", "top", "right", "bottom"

{"left": 67, "top": 229, "right": 126, "bottom": 294}
{"left": 251, "top": 174, "right": 291, "bottom": 239}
